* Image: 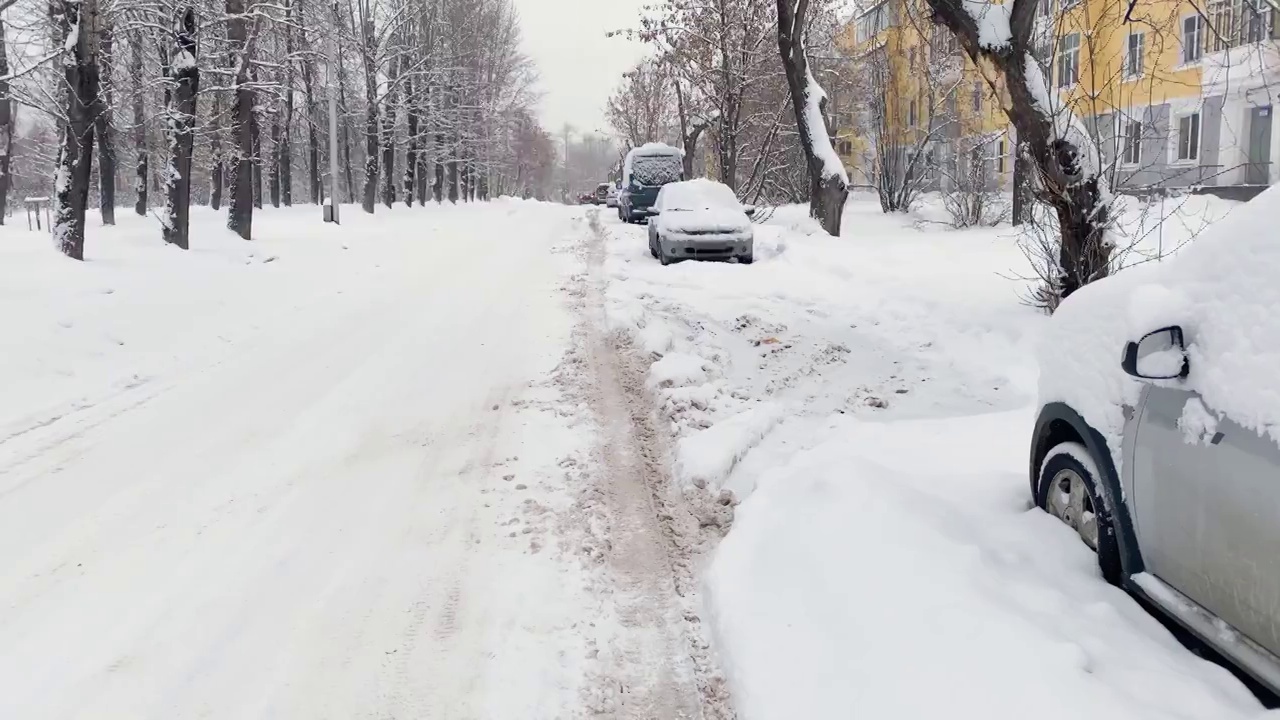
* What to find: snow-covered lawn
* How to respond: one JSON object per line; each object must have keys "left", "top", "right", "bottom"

{"left": 599, "top": 192, "right": 1275, "bottom": 719}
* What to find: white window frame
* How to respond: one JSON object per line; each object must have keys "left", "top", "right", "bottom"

{"left": 909, "top": 97, "right": 918, "bottom": 127}
{"left": 1172, "top": 111, "right": 1203, "bottom": 163}
{"left": 996, "top": 138, "right": 1007, "bottom": 174}
{"left": 1181, "top": 14, "right": 1204, "bottom": 65}
{"left": 1121, "top": 117, "right": 1144, "bottom": 167}
{"left": 972, "top": 81, "right": 983, "bottom": 113}
{"left": 1125, "top": 31, "right": 1145, "bottom": 79}
{"left": 1057, "top": 33, "right": 1080, "bottom": 89}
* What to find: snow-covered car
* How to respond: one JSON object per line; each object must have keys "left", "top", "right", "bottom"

{"left": 1030, "top": 185, "right": 1280, "bottom": 695}
{"left": 619, "top": 143, "right": 684, "bottom": 223}
{"left": 646, "top": 179, "right": 755, "bottom": 266}
{"left": 592, "top": 183, "right": 610, "bottom": 205}
{"left": 605, "top": 183, "right": 620, "bottom": 208}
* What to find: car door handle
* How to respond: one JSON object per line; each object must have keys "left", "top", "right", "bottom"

{"left": 1210, "top": 431, "right": 1225, "bottom": 446}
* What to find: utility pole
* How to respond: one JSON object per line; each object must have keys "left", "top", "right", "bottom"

{"left": 562, "top": 123, "right": 571, "bottom": 202}
{"left": 324, "top": 1, "right": 341, "bottom": 224}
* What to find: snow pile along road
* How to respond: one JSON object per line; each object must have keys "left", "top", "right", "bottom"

{"left": 600, "top": 193, "right": 1276, "bottom": 719}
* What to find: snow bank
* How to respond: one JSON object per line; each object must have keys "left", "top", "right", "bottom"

{"left": 675, "top": 404, "right": 782, "bottom": 491}
{"left": 707, "top": 411, "right": 1267, "bottom": 719}
{"left": 1040, "top": 183, "right": 1280, "bottom": 455}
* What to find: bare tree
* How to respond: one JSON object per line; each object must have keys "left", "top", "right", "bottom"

{"left": 777, "top": 0, "right": 848, "bottom": 234}
{"left": 225, "top": 0, "right": 254, "bottom": 239}
{"left": 0, "top": 19, "right": 14, "bottom": 223}
{"left": 924, "top": 0, "right": 1110, "bottom": 304}
{"left": 52, "top": 0, "right": 103, "bottom": 261}
{"left": 162, "top": 1, "right": 198, "bottom": 249}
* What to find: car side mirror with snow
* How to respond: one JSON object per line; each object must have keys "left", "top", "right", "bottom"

{"left": 743, "top": 204, "right": 757, "bottom": 218}
{"left": 1122, "top": 326, "right": 1189, "bottom": 380}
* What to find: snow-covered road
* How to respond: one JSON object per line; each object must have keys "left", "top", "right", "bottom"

{"left": 0, "top": 203, "right": 720, "bottom": 719}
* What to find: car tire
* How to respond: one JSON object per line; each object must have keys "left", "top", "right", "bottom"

{"left": 659, "top": 245, "right": 673, "bottom": 266}
{"left": 649, "top": 236, "right": 659, "bottom": 258}
{"left": 738, "top": 253, "right": 754, "bottom": 265}
{"left": 1037, "top": 442, "right": 1123, "bottom": 586}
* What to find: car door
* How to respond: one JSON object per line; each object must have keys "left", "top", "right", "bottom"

{"left": 1132, "top": 385, "right": 1280, "bottom": 656}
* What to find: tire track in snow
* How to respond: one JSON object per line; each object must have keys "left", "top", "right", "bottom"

{"left": 558, "top": 210, "right": 736, "bottom": 719}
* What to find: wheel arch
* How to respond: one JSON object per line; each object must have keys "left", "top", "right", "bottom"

{"left": 1031, "top": 402, "right": 1146, "bottom": 578}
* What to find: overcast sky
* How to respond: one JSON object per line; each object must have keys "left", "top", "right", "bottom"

{"left": 512, "top": 0, "right": 652, "bottom": 135}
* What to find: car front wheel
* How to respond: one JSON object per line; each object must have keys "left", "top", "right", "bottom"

{"left": 1037, "top": 441, "right": 1122, "bottom": 584}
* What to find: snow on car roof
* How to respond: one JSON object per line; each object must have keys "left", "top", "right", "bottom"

{"left": 660, "top": 179, "right": 739, "bottom": 209}
{"left": 1039, "top": 183, "right": 1280, "bottom": 463}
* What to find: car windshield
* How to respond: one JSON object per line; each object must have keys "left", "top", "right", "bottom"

{"left": 631, "top": 154, "right": 683, "bottom": 186}
{"left": 661, "top": 181, "right": 740, "bottom": 212}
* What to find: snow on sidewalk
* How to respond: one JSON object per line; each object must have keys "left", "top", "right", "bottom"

{"left": 598, "top": 194, "right": 1275, "bottom": 718}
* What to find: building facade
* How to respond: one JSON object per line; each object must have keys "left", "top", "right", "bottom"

{"left": 842, "top": 0, "right": 1280, "bottom": 194}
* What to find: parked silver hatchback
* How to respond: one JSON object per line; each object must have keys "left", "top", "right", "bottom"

{"left": 1030, "top": 185, "right": 1280, "bottom": 696}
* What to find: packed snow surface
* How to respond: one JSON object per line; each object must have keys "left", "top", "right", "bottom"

{"left": 0, "top": 201, "right": 710, "bottom": 719}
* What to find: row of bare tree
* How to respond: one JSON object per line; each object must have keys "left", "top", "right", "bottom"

{"left": 13, "top": 0, "right": 564, "bottom": 259}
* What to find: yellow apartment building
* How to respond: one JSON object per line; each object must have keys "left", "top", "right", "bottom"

{"left": 842, "top": 0, "right": 1280, "bottom": 193}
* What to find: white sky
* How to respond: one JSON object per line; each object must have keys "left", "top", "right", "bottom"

{"left": 512, "top": 0, "right": 652, "bottom": 135}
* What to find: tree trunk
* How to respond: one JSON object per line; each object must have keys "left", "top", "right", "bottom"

{"left": 279, "top": 0, "right": 294, "bottom": 206}
{"left": 776, "top": 0, "right": 848, "bottom": 236}
{"left": 162, "top": 3, "right": 198, "bottom": 250}
{"left": 0, "top": 20, "right": 14, "bottom": 224}
{"left": 210, "top": 92, "right": 223, "bottom": 210}
{"left": 53, "top": 0, "right": 101, "bottom": 261}
{"left": 226, "top": 0, "right": 253, "bottom": 240}
{"left": 1012, "top": 142, "right": 1029, "bottom": 226}
{"left": 131, "top": 33, "right": 147, "bottom": 215}
{"left": 94, "top": 19, "right": 115, "bottom": 224}
{"left": 448, "top": 156, "right": 458, "bottom": 203}
{"left": 433, "top": 129, "right": 444, "bottom": 202}
{"left": 269, "top": 117, "right": 281, "bottom": 207}
{"left": 380, "top": 57, "right": 397, "bottom": 208}
{"left": 299, "top": 5, "right": 320, "bottom": 205}
{"left": 403, "top": 73, "right": 417, "bottom": 206}
{"left": 252, "top": 105, "right": 263, "bottom": 209}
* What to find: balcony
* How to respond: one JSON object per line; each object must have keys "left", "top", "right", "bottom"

{"left": 1201, "top": 0, "right": 1280, "bottom": 96}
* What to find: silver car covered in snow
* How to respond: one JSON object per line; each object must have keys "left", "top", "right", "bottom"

{"left": 1030, "top": 183, "right": 1280, "bottom": 695}
{"left": 646, "top": 179, "right": 755, "bottom": 266}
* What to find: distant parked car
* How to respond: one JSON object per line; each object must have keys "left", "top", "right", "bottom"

{"left": 646, "top": 179, "right": 755, "bottom": 266}
{"left": 619, "top": 143, "right": 684, "bottom": 223}
{"left": 576, "top": 191, "right": 595, "bottom": 205}
{"left": 1029, "top": 183, "right": 1280, "bottom": 696}
{"left": 605, "top": 182, "right": 621, "bottom": 208}
{"left": 593, "top": 183, "right": 611, "bottom": 205}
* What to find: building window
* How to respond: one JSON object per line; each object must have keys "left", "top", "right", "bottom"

{"left": 996, "top": 138, "right": 1006, "bottom": 174}
{"left": 909, "top": 98, "right": 918, "bottom": 127}
{"left": 1039, "top": 0, "right": 1053, "bottom": 16}
{"left": 1177, "top": 112, "right": 1201, "bottom": 161}
{"left": 946, "top": 88, "right": 958, "bottom": 119}
{"left": 1122, "top": 119, "right": 1143, "bottom": 165}
{"left": 908, "top": 47, "right": 916, "bottom": 69}
{"left": 1057, "top": 33, "right": 1080, "bottom": 88}
{"left": 1125, "top": 32, "right": 1145, "bottom": 78}
{"left": 1182, "top": 15, "right": 1203, "bottom": 64}
{"left": 972, "top": 81, "right": 983, "bottom": 113}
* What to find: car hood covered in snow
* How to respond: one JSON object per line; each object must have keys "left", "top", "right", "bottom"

{"left": 1038, "top": 184, "right": 1280, "bottom": 459}
{"left": 657, "top": 208, "right": 752, "bottom": 235}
